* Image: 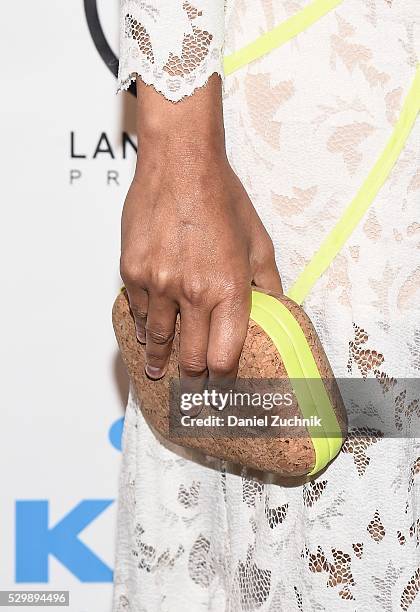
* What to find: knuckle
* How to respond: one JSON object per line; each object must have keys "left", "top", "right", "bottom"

{"left": 120, "top": 256, "right": 144, "bottom": 285}
{"left": 207, "top": 356, "right": 236, "bottom": 377}
{"left": 145, "top": 352, "right": 165, "bottom": 367}
{"left": 150, "top": 268, "right": 171, "bottom": 295}
{"left": 131, "top": 305, "right": 148, "bottom": 321}
{"left": 180, "top": 358, "right": 207, "bottom": 378}
{"left": 183, "top": 280, "right": 206, "bottom": 307}
{"left": 146, "top": 327, "right": 174, "bottom": 346}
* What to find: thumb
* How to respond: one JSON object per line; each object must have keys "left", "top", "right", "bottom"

{"left": 252, "top": 258, "right": 283, "bottom": 294}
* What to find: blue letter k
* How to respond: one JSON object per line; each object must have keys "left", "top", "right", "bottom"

{"left": 16, "top": 500, "right": 114, "bottom": 582}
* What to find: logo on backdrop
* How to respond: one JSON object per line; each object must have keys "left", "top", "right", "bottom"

{"left": 83, "top": 0, "right": 136, "bottom": 96}
{"left": 68, "top": 2, "right": 137, "bottom": 186}
{"left": 15, "top": 419, "right": 123, "bottom": 583}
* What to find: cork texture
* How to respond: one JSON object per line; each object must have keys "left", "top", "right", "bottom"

{"left": 112, "top": 288, "right": 347, "bottom": 477}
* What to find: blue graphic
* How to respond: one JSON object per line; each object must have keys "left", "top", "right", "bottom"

{"left": 16, "top": 500, "right": 114, "bottom": 583}
{"left": 108, "top": 417, "right": 124, "bottom": 451}
{"left": 13, "top": 420, "right": 125, "bottom": 583}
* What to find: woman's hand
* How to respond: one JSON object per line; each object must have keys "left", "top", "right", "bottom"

{"left": 120, "top": 75, "right": 282, "bottom": 394}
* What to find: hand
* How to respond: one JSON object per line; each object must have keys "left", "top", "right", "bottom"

{"left": 120, "top": 76, "right": 282, "bottom": 397}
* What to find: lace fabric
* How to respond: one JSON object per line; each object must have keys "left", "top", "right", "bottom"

{"left": 118, "top": 1, "right": 225, "bottom": 101}
{"left": 114, "top": 1, "right": 420, "bottom": 609}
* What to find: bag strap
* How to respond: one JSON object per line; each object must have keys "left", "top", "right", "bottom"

{"left": 224, "top": 5, "right": 420, "bottom": 305}
{"left": 224, "top": 0, "right": 343, "bottom": 77}
{"left": 288, "top": 66, "right": 420, "bottom": 304}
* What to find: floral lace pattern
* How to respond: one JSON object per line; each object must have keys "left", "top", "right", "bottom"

{"left": 114, "top": 0, "right": 420, "bottom": 609}
{"left": 118, "top": 1, "right": 225, "bottom": 101}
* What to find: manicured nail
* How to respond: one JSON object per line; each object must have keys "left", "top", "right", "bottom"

{"left": 145, "top": 365, "right": 164, "bottom": 380}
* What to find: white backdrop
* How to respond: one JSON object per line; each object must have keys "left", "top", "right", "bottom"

{"left": 1, "top": 2, "right": 136, "bottom": 610}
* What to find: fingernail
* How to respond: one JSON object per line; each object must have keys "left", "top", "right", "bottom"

{"left": 135, "top": 326, "right": 146, "bottom": 344}
{"left": 180, "top": 400, "right": 204, "bottom": 418}
{"left": 145, "top": 365, "right": 164, "bottom": 380}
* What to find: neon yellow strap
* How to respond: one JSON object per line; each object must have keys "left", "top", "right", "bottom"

{"left": 250, "top": 291, "right": 343, "bottom": 475}
{"left": 223, "top": 0, "right": 343, "bottom": 76}
{"left": 287, "top": 64, "right": 420, "bottom": 304}
{"left": 223, "top": 0, "right": 419, "bottom": 306}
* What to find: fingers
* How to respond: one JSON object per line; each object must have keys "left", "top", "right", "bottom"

{"left": 144, "top": 296, "right": 178, "bottom": 379}
{"left": 253, "top": 259, "right": 283, "bottom": 294}
{"left": 178, "top": 305, "right": 210, "bottom": 415}
{"left": 207, "top": 291, "right": 251, "bottom": 399}
{"left": 126, "top": 286, "right": 149, "bottom": 343}
{"left": 250, "top": 223, "right": 283, "bottom": 293}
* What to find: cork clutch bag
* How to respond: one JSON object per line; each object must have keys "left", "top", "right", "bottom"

{"left": 112, "top": 288, "right": 347, "bottom": 478}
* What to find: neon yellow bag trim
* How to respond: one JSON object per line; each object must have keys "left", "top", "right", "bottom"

{"left": 250, "top": 292, "right": 342, "bottom": 475}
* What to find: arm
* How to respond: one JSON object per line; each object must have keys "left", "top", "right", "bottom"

{"left": 119, "top": 2, "right": 282, "bottom": 396}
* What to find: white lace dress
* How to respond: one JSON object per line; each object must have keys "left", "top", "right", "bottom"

{"left": 113, "top": 2, "right": 420, "bottom": 610}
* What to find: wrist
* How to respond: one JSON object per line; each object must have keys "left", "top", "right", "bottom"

{"left": 134, "top": 141, "right": 229, "bottom": 187}
{"left": 135, "top": 74, "right": 226, "bottom": 164}
{"left": 139, "top": 129, "right": 226, "bottom": 162}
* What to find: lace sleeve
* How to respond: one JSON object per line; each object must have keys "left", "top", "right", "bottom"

{"left": 118, "top": 1, "right": 225, "bottom": 102}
